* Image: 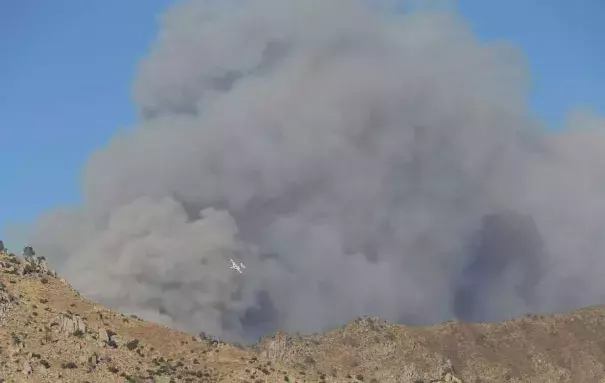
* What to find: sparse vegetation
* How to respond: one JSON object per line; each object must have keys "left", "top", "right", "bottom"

{"left": 0, "top": 245, "right": 605, "bottom": 382}
{"left": 61, "top": 361, "right": 77, "bottom": 369}
{"left": 126, "top": 338, "right": 140, "bottom": 350}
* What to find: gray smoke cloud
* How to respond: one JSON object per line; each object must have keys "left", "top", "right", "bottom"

{"left": 24, "top": 0, "right": 605, "bottom": 343}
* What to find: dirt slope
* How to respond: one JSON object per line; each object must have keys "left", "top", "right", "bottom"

{"left": 0, "top": 248, "right": 604, "bottom": 382}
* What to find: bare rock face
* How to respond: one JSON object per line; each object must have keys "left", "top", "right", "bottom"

{"left": 0, "top": 256, "right": 21, "bottom": 275}
{"left": 0, "top": 286, "right": 17, "bottom": 325}
{"left": 255, "top": 331, "right": 292, "bottom": 361}
{"left": 21, "top": 256, "right": 49, "bottom": 275}
{"left": 0, "top": 250, "right": 52, "bottom": 277}
{"left": 97, "top": 328, "right": 110, "bottom": 343}
{"left": 0, "top": 240, "right": 4, "bottom": 253}
{"left": 31, "top": 256, "right": 49, "bottom": 273}
{"left": 57, "top": 313, "right": 87, "bottom": 335}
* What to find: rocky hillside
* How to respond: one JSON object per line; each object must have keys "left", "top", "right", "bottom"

{"left": 0, "top": 246, "right": 604, "bottom": 382}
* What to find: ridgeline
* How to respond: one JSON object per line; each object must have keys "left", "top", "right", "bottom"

{"left": 0, "top": 244, "right": 603, "bottom": 382}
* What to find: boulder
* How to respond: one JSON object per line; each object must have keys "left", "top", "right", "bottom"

{"left": 22, "top": 360, "right": 32, "bottom": 376}
{"left": 98, "top": 328, "right": 119, "bottom": 348}
{"left": 57, "top": 314, "right": 87, "bottom": 335}
{"left": 97, "top": 328, "right": 110, "bottom": 344}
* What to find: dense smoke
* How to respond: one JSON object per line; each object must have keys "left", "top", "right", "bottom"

{"left": 25, "top": 0, "right": 605, "bottom": 343}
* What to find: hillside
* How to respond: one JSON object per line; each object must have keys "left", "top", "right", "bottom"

{"left": 0, "top": 248, "right": 604, "bottom": 382}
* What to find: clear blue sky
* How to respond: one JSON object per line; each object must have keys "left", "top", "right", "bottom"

{"left": 1, "top": 0, "right": 604, "bottom": 245}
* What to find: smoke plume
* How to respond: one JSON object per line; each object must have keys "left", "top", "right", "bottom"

{"left": 25, "top": 0, "right": 605, "bottom": 343}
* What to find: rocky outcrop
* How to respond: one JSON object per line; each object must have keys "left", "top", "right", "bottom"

{"left": 56, "top": 313, "right": 87, "bottom": 335}
{"left": 0, "top": 252, "right": 54, "bottom": 277}
{"left": 22, "top": 255, "right": 51, "bottom": 275}
{"left": 0, "top": 281, "right": 17, "bottom": 325}
{"left": 255, "top": 331, "right": 292, "bottom": 361}
{"left": 4, "top": 241, "right": 605, "bottom": 382}
{"left": 98, "top": 328, "right": 126, "bottom": 348}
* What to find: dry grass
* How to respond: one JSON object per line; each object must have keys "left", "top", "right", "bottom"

{"left": 1, "top": 251, "right": 605, "bottom": 382}
{"left": 0, "top": 253, "right": 310, "bottom": 382}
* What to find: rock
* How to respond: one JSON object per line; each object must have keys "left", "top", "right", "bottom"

{"left": 13, "top": 254, "right": 50, "bottom": 275}
{"left": 97, "top": 354, "right": 111, "bottom": 363}
{"left": 0, "top": 289, "right": 14, "bottom": 302}
{"left": 98, "top": 328, "right": 110, "bottom": 343}
{"left": 8, "top": 343, "right": 22, "bottom": 357}
{"left": 22, "top": 360, "right": 32, "bottom": 375}
{"left": 257, "top": 331, "right": 292, "bottom": 360}
{"left": 30, "top": 256, "right": 49, "bottom": 273}
{"left": 98, "top": 328, "right": 119, "bottom": 347}
{"left": 0, "top": 240, "right": 4, "bottom": 253}
{"left": 89, "top": 353, "right": 98, "bottom": 366}
{"left": 0, "top": 302, "right": 11, "bottom": 324}
{"left": 57, "top": 314, "right": 86, "bottom": 335}
{"left": 110, "top": 334, "right": 121, "bottom": 348}
{"left": 444, "top": 361, "right": 454, "bottom": 373}
{"left": 443, "top": 373, "right": 463, "bottom": 383}
{"left": 86, "top": 353, "right": 99, "bottom": 372}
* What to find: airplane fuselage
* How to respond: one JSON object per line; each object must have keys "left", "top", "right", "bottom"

{"left": 230, "top": 258, "right": 245, "bottom": 273}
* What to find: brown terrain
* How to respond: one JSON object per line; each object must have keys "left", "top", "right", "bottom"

{"left": 1, "top": 246, "right": 605, "bottom": 383}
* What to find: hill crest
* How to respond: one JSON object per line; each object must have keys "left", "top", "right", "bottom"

{"left": 0, "top": 247, "right": 603, "bottom": 382}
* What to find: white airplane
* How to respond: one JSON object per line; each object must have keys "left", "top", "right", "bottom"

{"left": 230, "top": 258, "right": 246, "bottom": 273}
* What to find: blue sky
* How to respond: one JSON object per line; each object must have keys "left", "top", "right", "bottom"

{"left": 1, "top": 0, "right": 604, "bottom": 247}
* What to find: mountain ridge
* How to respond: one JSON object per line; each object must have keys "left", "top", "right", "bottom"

{"left": 0, "top": 246, "right": 603, "bottom": 382}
